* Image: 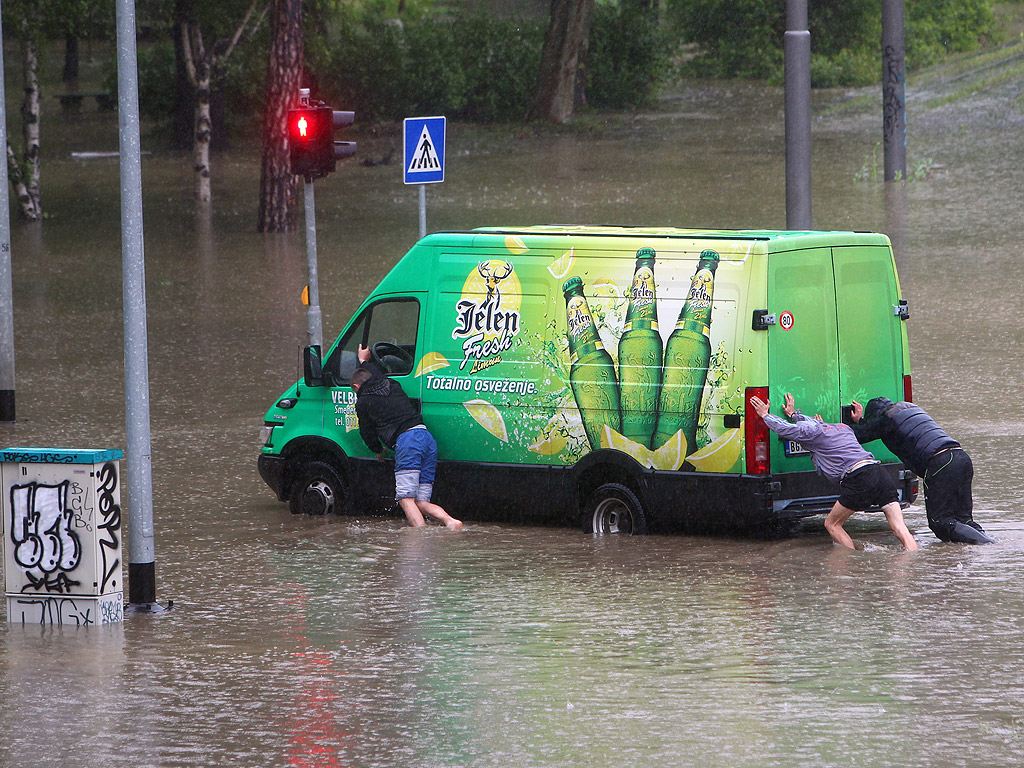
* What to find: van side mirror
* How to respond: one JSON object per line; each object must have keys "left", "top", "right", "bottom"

{"left": 303, "top": 345, "right": 324, "bottom": 388}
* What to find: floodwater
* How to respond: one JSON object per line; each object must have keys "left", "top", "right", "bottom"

{"left": 2, "top": 60, "right": 1024, "bottom": 767}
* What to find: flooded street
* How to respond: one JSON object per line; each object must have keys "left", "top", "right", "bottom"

{"left": 2, "top": 59, "right": 1024, "bottom": 767}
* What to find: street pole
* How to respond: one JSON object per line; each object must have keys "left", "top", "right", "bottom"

{"left": 0, "top": 11, "right": 15, "bottom": 423}
{"left": 882, "top": 0, "right": 907, "bottom": 181}
{"left": 418, "top": 184, "right": 426, "bottom": 239}
{"left": 784, "top": 0, "right": 812, "bottom": 230}
{"left": 116, "top": 0, "right": 162, "bottom": 611}
{"left": 303, "top": 179, "right": 323, "bottom": 349}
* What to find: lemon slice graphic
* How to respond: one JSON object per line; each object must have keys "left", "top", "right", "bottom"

{"left": 686, "top": 428, "right": 742, "bottom": 473}
{"left": 591, "top": 277, "right": 620, "bottom": 299}
{"left": 464, "top": 399, "right": 509, "bottom": 442}
{"left": 414, "top": 352, "right": 449, "bottom": 377}
{"left": 547, "top": 247, "right": 575, "bottom": 280}
{"left": 599, "top": 424, "right": 654, "bottom": 467}
{"left": 528, "top": 412, "right": 569, "bottom": 455}
{"left": 650, "top": 429, "right": 688, "bottom": 471}
{"left": 505, "top": 235, "right": 528, "bottom": 254}
{"left": 528, "top": 430, "right": 567, "bottom": 455}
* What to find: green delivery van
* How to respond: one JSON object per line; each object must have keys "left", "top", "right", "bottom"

{"left": 258, "top": 226, "right": 918, "bottom": 534}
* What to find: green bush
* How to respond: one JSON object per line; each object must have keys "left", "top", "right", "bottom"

{"left": 136, "top": 4, "right": 670, "bottom": 130}
{"left": 317, "top": 7, "right": 668, "bottom": 122}
{"left": 136, "top": 41, "right": 177, "bottom": 123}
{"left": 456, "top": 15, "right": 544, "bottom": 122}
{"left": 668, "top": 0, "right": 996, "bottom": 86}
{"left": 588, "top": 3, "right": 670, "bottom": 109}
{"left": 317, "top": 12, "right": 546, "bottom": 122}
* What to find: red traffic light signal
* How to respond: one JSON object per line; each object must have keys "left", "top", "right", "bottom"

{"left": 288, "top": 105, "right": 331, "bottom": 179}
{"left": 288, "top": 103, "right": 358, "bottom": 180}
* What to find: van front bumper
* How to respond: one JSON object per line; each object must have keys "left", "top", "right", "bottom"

{"left": 258, "top": 454, "right": 287, "bottom": 501}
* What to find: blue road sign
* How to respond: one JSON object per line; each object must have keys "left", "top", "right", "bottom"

{"left": 403, "top": 116, "right": 445, "bottom": 185}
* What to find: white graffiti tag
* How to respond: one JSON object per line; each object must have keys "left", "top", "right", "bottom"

{"left": 9, "top": 481, "right": 83, "bottom": 592}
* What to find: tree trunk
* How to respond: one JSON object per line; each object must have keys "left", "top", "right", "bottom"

{"left": 172, "top": 0, "right": 196, "bottom": 150}
{"left": 62, "top": 36, "right": 79, "bottom": 87}
{"left": 17, "top": 38, "right": 41, "bottom": 220}
{"left": 527, "top": 0, "right": 594, "bottom": 124}
{"left": 6, "top": 144, "right": 37, "bottom": 222}
{"left": 193, "top": 63, "right": 213, "bottom": 203}
{"left": 257, "top": 0, "right": 303, "bottom": 233}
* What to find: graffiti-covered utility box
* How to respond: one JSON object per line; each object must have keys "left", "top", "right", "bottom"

{"left": 2, "top": 447, "right": 125, "bottom": 625}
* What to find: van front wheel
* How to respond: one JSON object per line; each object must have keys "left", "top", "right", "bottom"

{"left": 584, "top": 483, "right": 648, "bottom": 535}
{"left": 289, "top": 461, "right": 346, "bottom": 516}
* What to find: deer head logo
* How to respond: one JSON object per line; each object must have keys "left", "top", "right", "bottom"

{"left": 478, "top": 260, "right": 514, "bottom": 305}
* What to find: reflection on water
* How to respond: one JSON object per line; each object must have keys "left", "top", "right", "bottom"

{"left": 2, "top": 79, "right": 1024, "bottom": 766}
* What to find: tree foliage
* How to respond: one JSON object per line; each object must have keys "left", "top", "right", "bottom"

{"left": 666, "top": 0, "right": 996, "bottom": 86}
{"left": 314, "top": 9, "right": 545, "bottom": 122}
{"left": 588, "top": 1, "right": 669, "bottom": 109}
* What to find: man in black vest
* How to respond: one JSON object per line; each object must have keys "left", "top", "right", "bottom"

{"left": 351, "top": 345, "right": 463, "bottom": 530}
{"left": 849, "top": 397, "right": 992, "bottom": 544}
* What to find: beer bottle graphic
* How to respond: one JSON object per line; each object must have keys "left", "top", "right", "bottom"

{"left": 653, "top": 249, "right": 720, "bottom": 455}
{"left": 563, "top": 277, "right": 622, "bottom": 451}
{"left": 618, "top": 248, "right": 663, "bottom": 448}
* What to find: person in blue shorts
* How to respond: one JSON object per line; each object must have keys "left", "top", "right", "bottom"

{"left": 351, "top": 345, "right": 462, "bottom": 530}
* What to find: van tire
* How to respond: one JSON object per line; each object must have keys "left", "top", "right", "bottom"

{"left": 289, "top": 461, "right": 346, "bottom": 516}
{"left": 583, "top": 483, "right": 648, "bottom": 535}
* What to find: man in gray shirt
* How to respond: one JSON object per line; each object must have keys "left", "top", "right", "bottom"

{"left": 750, "top": 392, "right": 918, "bottom": 551}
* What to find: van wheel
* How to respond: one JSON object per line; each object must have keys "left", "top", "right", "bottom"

{"left": 583, "top": 483, "right": 648, "bottom": 535}
{"left": 289, "top": 461, "right": 346, "bottom": 516}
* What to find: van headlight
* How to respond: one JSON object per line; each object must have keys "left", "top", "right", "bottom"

{"left": 260, "top": 424, "right": 276, "bottom": 446}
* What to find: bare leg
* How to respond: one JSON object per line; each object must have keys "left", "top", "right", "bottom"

{"left": 398, "top": 497, "right": 427, "bottom": 527}
{"left": 824, "top": 501, "right": 858, "bottom": 549}
{"left": 417, "top": 500, "right": 463, "bottom": 530}
{"left": 881, "top": 501, "right": 918, "bottom": 551}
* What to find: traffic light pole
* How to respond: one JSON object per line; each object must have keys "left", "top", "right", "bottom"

{"left": 303, "top": 178, "right": 323, "bottom": 350}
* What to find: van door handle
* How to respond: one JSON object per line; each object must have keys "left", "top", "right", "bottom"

{"left": 752, "top": 309, "right": 777, "bottom": 331}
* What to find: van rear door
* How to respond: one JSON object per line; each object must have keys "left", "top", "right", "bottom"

{"left": 833, "top": 244, "right": 905, "bottom": 462}
{"left": 766, "top": 247, "right": 840, "bottom": 472}
{"left": 768, "top": 243, "right": 906, "bottom": 470}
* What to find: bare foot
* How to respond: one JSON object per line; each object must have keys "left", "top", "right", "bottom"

{"left": 446, "top": 518, "right": 463, "bottom": 531}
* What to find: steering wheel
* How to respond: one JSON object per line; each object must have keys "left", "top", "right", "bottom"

{"left": 371, "top": 342, "right": 414, "bottom": 374}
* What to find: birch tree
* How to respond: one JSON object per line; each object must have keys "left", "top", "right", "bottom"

{"left": 180, "top": 0, "right": 268, "bottom": 202}
{"left": 3, "top": 1, "right": 43, "bottom": 220}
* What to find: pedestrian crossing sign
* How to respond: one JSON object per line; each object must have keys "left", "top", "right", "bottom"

{"left": 403, "top": 116, "right": 446, "bottom": 184}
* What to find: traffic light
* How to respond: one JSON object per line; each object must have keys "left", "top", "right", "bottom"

{"left": 287, "top": 96, "right": 358, "bottom": 180}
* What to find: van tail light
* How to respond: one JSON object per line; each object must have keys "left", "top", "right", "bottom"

{"left": 745, "top": 386, "right": 771, "bottom": 475}
{"left": 903, "top": 375, "right": 913, "bottom": 403}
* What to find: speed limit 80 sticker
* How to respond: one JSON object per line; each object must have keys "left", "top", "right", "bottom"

{"left": 779, "top": 311, "right": 795, "bottom": 330}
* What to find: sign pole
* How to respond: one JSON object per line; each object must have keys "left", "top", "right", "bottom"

{"left": 418, "top": 184, "right": 427, "bottom": 239}
{"left": 115, "top": 0, "right": 163, "bottom": 611}
{"left": 403, "top": 116, "right": 446, "bottom": 240}
{"left": 882, "top": 0, "right": 907, "bottom": 182}
{"left": 784, "top": 0, "right": 812, "bottom": 230}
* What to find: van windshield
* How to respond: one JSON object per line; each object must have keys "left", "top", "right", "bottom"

{"left": 324, "top": 299, "right": 420, "bottom": 383}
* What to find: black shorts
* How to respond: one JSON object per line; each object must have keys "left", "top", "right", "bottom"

{"left": 838, "top": 463, "right": 899, "bottom": 511}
